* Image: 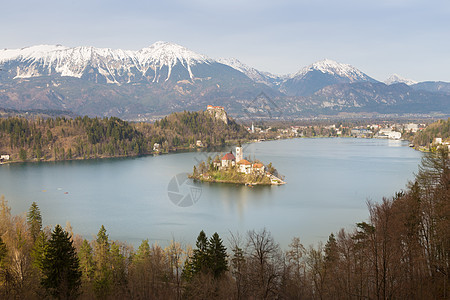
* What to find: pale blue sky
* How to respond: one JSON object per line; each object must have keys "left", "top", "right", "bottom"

{"left": 1, "top": 0, "right": 449, "bottom": 82}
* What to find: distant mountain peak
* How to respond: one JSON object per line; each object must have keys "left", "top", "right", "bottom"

{"left": 138, "top": 41, "right": 210, "bottom": 64}
{"left": 384, "top": 74, "right": 417, "bottom": 85}
{"left": 292, "top": 59, "right": 368, "bottom": 82}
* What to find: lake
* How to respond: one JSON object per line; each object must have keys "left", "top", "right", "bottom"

{"left": 0, "top": 138, "right": 422, "bottom": 249}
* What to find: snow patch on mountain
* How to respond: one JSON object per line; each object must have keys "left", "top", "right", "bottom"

{"left": 136, "top": 41, "right": 212, "bottom": 81}
{"left": 291, "top": 59, "right": 371, "bottom": 82}
{"left": 384, "top": 74, "right": 417, "bottom": 85}
{"left": 0, "top": 42, "right": 212, "bottom": 82}
{"left": 216, "top": 57, "right": 283, "bottom": 87}
{"left": 216, "top": 57, "right": 266, "bottom": 82}
{"left": 0, "top": 44, "right": 69, "bottom": 62}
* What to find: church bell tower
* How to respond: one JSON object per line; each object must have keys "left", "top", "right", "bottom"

{"left": 236, "top": 144, "right": 243, "bottom": 163}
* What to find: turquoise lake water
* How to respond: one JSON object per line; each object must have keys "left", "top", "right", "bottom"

{"left": 0, "top": 138, "right": 422, "bottom": 248}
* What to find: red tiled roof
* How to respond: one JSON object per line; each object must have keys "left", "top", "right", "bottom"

{"left": 237, "top": 159, "right": 251, "bottom": 165}
{"left": 207, "top": 105, "right": 224, "bottom": 109}
{"left": 221, "top": 153, "right": 235, "bottom": 161}
{"left": 253, "top": 163, "right": 264, "bottom": 168}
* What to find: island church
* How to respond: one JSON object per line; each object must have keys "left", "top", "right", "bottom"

{"left": 215, "top": 145, "right": 265, "bottom": 175}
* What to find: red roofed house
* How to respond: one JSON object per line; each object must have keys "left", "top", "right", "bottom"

{"left": 237, "top": 159, "right": 252, "bottom": 174}
{"left": 253, "top": 163, "right": 265, "bottom": 174}
{"left": 221, "top": 152, "right": 236, "bottom": 168}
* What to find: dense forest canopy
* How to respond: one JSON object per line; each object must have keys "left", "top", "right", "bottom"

{"left": 0, "top": 111, "right": 250, "bottom": 162}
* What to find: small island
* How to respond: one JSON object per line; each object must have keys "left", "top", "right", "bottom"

{"left": 190, "top": 144, "right": 286, "bottom": 186}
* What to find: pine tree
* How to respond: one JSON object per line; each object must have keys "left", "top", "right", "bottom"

{"left": 31, "top": 231, "right": 47, "bottom": 272}
{"left": 93, "top": 225, "right": 112, "bottom": 298}
{"left": 41, "top": 224, "right": 81, "bottom": 299}
{"left": 78, "top": 239, "right": 95, "bottom": 285}
{"left": 207, "top": 232, "right": 228, "bottom": 278}
{"left": 110, "top": 242, "right": 127, "bottom": 294}
{"left": 183, "top": 230, "right": 209, "bottom": 281}
{"left": 27, "top": 202, "right": 42, "bottom": 243}
{"left": 19, "top": 148, "right": 27, "bottom": 161}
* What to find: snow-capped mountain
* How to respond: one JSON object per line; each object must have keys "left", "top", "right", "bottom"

{"left": 0, "top": 42, "right": 279, "bottom": 118}
{"left": 216, "top": 57, "right": 282, "bottom": 86}
{"left": 0, "top": 42, "right": 217, "bottom": 84}
{"left": 290, "top": 59, "right": 372, "bottom": 81}
{"left": 280, "top": 59, "right": 377, "bottom": 96}
{"left": 0, "top": 42, "right": 449, "bottom": 119}
{"left": 384, "top": 74, "right": 417, "bottom": 86}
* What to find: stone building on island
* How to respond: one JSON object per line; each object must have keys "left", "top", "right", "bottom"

{"left": 219, "top": 145, "right": 265, "bottom": 175}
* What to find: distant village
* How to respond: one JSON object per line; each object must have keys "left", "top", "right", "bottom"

{"left": 246, "top": 122, "right": 422, "bottom": 139}
{"left": 242, "top": 121, "right": 449, "bottom": 150}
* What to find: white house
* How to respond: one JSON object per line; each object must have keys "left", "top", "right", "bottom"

{"left": 237, "top": 159, "right": 252, "bottom": 174}
{"left": 221, "top": 152, "right": 236, "bottom": 168}
{"left": 387, "top": 131, "right": 402, "bottom": 140}
{"left": 434, "top": 138, "right": 443, "bottom": 144}
{"left": 0, "top": 154, "right": 10, "bottom": 161}
{"left": 404, "top": 123, "right": 419, "bottom": 133}
{"left": 253, "top": 163, "right": 265, "bottom": 174}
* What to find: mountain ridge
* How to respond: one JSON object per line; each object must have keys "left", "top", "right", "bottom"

{"left": 1, "top": 42, "right": 449, "bottom": 119}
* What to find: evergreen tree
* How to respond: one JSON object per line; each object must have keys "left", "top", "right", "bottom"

{"left": 19, "top": 148, "right": 27, "bottom": 161}
{"left": 78, "top": 239, "right": 95, "bottom": 286}
{"left": 207, "top": 232, "right": 228, "bottom": 278}
{"left": 31, "top": 231, "right": 47, "bottom": 272}
{"left": 183, "top": 230, "right": 209, "bottom": 281}
{"left": 183, "top": 231, "right": 228, "bottom": 280}
{"left": 41, "top": 224, "right": 81, "bottom": 299}
{"left": 110, "top": 242, "right": 127, "bottom": 293}
{"left": 93, "top": 225, "right": 112, "bottom": 298}
{"left": 27, "top": 202, "right": 42, "bottom": 242}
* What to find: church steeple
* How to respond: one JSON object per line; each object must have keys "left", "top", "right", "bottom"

{"left": 236, "top": 144, "right": 243, "bottom": 163}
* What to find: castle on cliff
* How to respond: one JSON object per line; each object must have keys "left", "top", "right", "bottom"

{"left": 206, "top": 105, "right": 228, "bottom": 124}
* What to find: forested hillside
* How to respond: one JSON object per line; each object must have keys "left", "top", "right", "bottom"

{"left": 0, "top": 111, "right": 249, "bottom": 162}
{"left": 412, "top": 117, "right": 450, "bottom": 147}
{"left": 138, "top": 111, "right": 249, "bottom": 151}
{"left": 0, "top": 148, "right": 448, "bottom": 299}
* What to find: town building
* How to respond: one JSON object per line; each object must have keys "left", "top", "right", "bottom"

{"left": 253, "top": 163, "right": 265, "bottom": 174}
{"left": 404, "top": 123, "right": 419, "bottom": 133}
{"left": 0, "top": 154, "right": 10, "bottom": 163}
{"left": 221, "top": 152, "right": 236, "bottom": 168}
{"left": 237, "top": 159, "right": 252, "bottom": 174}
{"left": 218, "top": 145, "right": 268, "bottom": 175}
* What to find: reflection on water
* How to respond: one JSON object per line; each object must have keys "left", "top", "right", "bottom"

{"left": 0, "top": 138, "right": 422, "bottom": 248}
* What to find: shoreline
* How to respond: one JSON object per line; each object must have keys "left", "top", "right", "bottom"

{"left": 1, "top": 136, "right": 418, "bottom": 166}
{"left": 189, "top": 175, "right": 286, "bottom": 186}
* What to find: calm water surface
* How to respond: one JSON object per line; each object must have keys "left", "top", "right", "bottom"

{"left": 0, "top": 138, "right": 422, "bottom": 248}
